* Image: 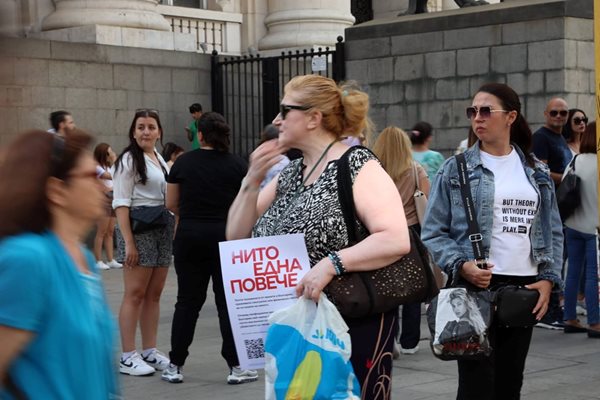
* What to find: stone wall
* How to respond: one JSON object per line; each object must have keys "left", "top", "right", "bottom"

{"left": 0, "top": 37, "right": 211, "bottom": 151}
{"left": 345, "top": 0, "right": 595, "bottom": 155}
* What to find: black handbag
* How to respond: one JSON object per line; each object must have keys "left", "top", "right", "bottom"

{"left": 494, "top": 285, "right": 539, "bottom": 328}
{"left": 323, "top": 147, "right": 440, "bottom": 319}
{"left": 556, "top": 155, "right": 581, "bottom": 220}
{"left": 129, "top": 206, "right": 168, "bottom": 234}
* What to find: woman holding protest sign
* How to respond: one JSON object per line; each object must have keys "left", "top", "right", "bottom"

{"left": 227, "top": 75, "right": 410, "bottom": 399}
{"left": 162, "top": 112, "right": 258, "bottom": 385}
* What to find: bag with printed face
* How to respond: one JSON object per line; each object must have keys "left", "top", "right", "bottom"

{"left": 264, "top": 294, "right": 360, "bottom": 400}
{"left": 427, "top": 287, "right": 494, "bottom": 361}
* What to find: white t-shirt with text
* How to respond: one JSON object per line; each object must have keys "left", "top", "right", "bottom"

{"left": 480, "top": 148, "right": 538, "bottom": 277}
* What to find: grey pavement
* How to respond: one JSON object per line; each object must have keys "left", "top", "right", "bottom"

{"left": 101, "top": 267, "right": 600, "bottom": 399}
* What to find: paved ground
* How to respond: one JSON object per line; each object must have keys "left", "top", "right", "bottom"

{"left": 101, "top": 267, "right": 600, "bottom": 399}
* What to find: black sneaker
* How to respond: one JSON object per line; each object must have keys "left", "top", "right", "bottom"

{"left": 535, "top": 314, "right": 565, "bottom": 330}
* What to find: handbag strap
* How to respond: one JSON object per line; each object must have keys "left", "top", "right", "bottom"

{"left": 336, "top": 146, "right": 364, "bottom": 243}
{"left": 412, "top": 161, "right": 420, "bottom": 191}
{"left": 454, "top": 154, "right": 486, "bottom": 266}
{"left": 567, "top": 154, "right": 578, "bottom": 172}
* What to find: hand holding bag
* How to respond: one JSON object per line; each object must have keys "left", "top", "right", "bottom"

{"left": 264, "top": 294, "right": 360, "bottom": 400}
{"left": 494, "top": 285, "right": 539, "bottom": 328}
{"left": 323, "top": 147, "right": 440, "bottom": 318}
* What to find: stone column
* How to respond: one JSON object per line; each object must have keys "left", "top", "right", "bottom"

{"left": 258, "top": 0, "right": 354, "bottom": 51}
{"left": 42, "top": 0, "right": 170, "bottom": 32}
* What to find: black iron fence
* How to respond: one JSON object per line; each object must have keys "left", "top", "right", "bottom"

{"left": 211, "top": 36, "right": 345, "bottom": 158}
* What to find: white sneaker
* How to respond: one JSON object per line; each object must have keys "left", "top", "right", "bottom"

{"left": 400, "top": 345, "right": 419, "bottom": 355}
{"left": 119, "top": 352, "right": 155, "bottom": 376}
{"left": 227, "top": 366, "right": 258, "bottom": 384}
{"left": 107, "top": 259, "right": 123, "bottom": 269}
{"left": 142, "top": 349, "right": 170, "bottom": 371}
{"left": 161, "top": 363, "right": 184, "bottom": 383}
{"left": 96, "top": 261, "right": 110, "bottom": 270}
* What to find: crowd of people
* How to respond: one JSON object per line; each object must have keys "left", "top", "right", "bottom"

{"left": 0, "top": 76, "right": 596, "bottom": 400}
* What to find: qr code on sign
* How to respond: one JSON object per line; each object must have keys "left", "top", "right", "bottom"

{"left": 244, "top": 338, "right": 264, "bottom": 359}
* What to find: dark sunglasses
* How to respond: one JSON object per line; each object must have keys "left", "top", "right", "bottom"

{"left": 573, "top": 117, "right": 588, "bottom": 125}
{"left": 548, "top": 110, "right": 568, "bottom": 117}
{"left": 279, "top": 104, "right": 311, "bottom": 120}
{"left": 466, "top": 106, "right": 509, "bottom": 119}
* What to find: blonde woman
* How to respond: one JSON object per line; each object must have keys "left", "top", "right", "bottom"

{"left": 373, "top": 126, "right": 429, "bottom": 356}
{"left": 227, "top": 75, "right": 410, "bottom": 400}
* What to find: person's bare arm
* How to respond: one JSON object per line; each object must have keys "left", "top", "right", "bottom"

{"left": 296, "top": 160, "right": 410, "bottom": 300}
{"left": 0, "top": 325, "right": 33, "bottom": 382}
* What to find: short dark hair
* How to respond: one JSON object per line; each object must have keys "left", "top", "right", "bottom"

{"left": 259, "top": 124, "right": 280, "bottom": 145}
{"left": 162, "top": 142, "right": 184, "bottom": 161}
{"left": 579, "top": 121, "right": 596, "bottom": 154}
{"left": 189, "top": 103, "right": 203, "bottom": 113}
{"left": 197, "top": 112, "right": 230, "bottom": 152}
{"left": 49, "top": 110, "right": 71, "bottom": 131}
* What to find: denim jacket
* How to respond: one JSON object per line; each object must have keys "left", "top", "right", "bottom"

{"left": 421, "top": 143, "right": 563, "bottom": 289}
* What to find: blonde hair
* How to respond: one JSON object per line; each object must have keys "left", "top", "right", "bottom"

{"left": 372, "top": 126, "right": 413, "bottom": 183}
{"left": 284, "top": 75, "right": 371, "bottom": 139}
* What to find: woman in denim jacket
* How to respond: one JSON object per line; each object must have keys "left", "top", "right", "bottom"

{"left": 422, "top": 83, "right": 563, "bottom": 400}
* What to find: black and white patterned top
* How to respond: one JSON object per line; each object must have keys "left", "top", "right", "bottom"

{"left": 252, "top": 147, "right": 377, "bottom": 267}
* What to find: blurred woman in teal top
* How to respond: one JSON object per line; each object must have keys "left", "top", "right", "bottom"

{"left": 0, "top": 129, "right": 119, "bottom": 399}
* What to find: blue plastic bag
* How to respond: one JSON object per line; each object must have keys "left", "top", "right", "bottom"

{"left": 264, "top": 294, "right": 360, "bottom": 400}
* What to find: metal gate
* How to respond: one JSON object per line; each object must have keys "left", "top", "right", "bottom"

{"left": 211, "top": 36, "right": 345, "bottom": 158}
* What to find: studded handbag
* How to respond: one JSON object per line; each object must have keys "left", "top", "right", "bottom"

{"left": 323, "top": 147, "right": 440, "bottom": 319}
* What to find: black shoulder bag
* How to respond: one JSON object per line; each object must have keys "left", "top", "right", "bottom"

{"left": 323, "top": 147, "right": 439, "bottom": 318}
{"left": 556, "top": 155, "right": 581, "bottom": 220}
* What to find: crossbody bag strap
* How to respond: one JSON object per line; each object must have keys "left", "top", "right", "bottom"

{"left": 455, "top": 153, "right": 486, "bottom": 266}
{"left": 336, "top": 147, "right": 360, "bottom": 243}
{"left": 412, "top": 161, "right": 420, "bottom": 191}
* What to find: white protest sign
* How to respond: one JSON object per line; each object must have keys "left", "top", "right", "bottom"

{"left": 219, "top": 233, "right": 310, "bottom": 370}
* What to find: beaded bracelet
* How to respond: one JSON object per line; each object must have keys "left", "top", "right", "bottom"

{"left": 328, "top": 251, "right": 346, "bottom": 275}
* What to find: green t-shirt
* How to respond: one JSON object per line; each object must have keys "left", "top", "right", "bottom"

{"left": 189, "top": 120, "right": 200, "bottom": 150}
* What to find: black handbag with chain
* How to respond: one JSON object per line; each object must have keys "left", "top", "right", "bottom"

{"left": 323, "top": 147, "right": 440, "bottom": 318}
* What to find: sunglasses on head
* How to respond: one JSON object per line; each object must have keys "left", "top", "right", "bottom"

{"left": 573, "top": 117, "right": 588, "bottom": 125}
{"left": 135, "top": 108, "right": 159, "bottom": 115}
{"left": 466, "top": 106, "right": 509, "bottom": 119}
{"left": 548, "top": 110, "right": 568, "bottom": 117}
{"left": 279, "top": 104, "right": 311, "bottom": 120}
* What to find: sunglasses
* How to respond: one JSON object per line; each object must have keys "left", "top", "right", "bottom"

{"left": 279, "top": 104, "right": 311, "bottom": 120}
{"left": 135, "top": 108, "right": 159, "bottom": 115}
{"left": 466, "top": 106, "right": 509, "bottom": 119}
{"left": 68, "top": 170, "right": 100, "bottom": 180}
{"left": 548, "top": 110, "right": 568, "bottom": 117}
{"left": 573, "top": 117, "right": 588, "bottom": 125}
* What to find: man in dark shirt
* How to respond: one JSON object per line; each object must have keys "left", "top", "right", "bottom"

{"left": 531, "top": 98, "right": 570, "bottom": 331}
{"left": 531, "top": 98, "right": 571, "bottom": 186}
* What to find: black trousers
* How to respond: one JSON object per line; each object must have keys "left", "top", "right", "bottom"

{"left": 346, "top": 308, "right": 398, "bottom": 400}
{"left": 168, "top": 221, "right": 238, "bottom": 368}
{"left": 456, "top": 275, "right": 536, "bottom": 400}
